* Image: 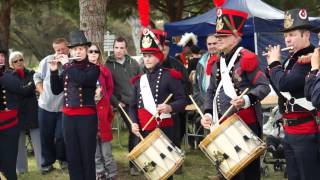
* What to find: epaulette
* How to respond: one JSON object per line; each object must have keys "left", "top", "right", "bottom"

{"left": 130, "top": 74, "right": 142, "bottom": 85}
{"left": 165, "top": 68, "right": 183, "bottom": 80}
{"left": 240, "top": 49, "right": 258, "bottom": 72}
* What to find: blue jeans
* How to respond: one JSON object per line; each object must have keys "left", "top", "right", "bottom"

{"left": 16, "top": 129, "right": 42, "bottom": 172}
{"left": 38, "top": 107, "right": 66, "bottom": 167}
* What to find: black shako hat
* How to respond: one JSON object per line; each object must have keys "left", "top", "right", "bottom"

{"left": 68, "top": 30, "right": 91, "bottom": 48}
{"left": 140, "top": 28, "right": 166, "bottom": 53}
{"left": 280, "top": 9, "right": 313, "bottom": 32}
{"left": 214, "top": 8, "right": 248, "bottom": 37}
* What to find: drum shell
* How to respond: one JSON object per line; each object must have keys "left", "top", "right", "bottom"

{"left": 199, "top": 114, "right": 266, "bottom": 180}
{"left": 128, "top": 128, "right": 184, "bottom": 180}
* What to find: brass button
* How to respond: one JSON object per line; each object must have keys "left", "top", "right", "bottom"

{"left": 64, "top": 88, "right": 67, "bottom": 91}
{"left": 66, "top": 104, "right": 69, "bottom": 107}
{"left": 79, "top": 87, "right": 82, "bottom": 90}
{"left": 80, "top": 104, "right": 83, "bottom": 107}
{"left": 64, "top": 93, "right": 68, "bottom": 96}
{"left": 3, "top": 96, "right": 6, "bottom": 99}
{"left": 2, "top": 90, "right": 5, "bottom": 93}
{"left": 79, "top": 94, "right": 82, "bottom": 97}
{"left": 3, "top": 101, "right": 7, "bottom": 105}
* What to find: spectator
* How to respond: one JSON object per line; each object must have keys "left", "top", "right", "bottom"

{"left": 193, "top": 34, "right": 219, "bottom": 109}
{"left": 33, "top": 38, "right": 68, "bottom": 174}
{"left": 88, "top": 43, "right": 117, "bottom": 180}
{"left": 0, "top": 49, "right": 33, "bottom": 180}
{"left": 105, "top": 37, "right": 142, "bottom": 176}
{"left": 9, "top": 51, "right": 42, "bottom": 173}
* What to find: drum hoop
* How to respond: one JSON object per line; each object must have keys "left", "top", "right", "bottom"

{"left": 159, "top": 158, "right": 184, "bottom": 180}
{"left": 222, "top": 144, "right": 266, "bottom": 180}
{"left": 128, "top": 128, "right": 162, "bottom": 160}
{"left": 199, "top": 114, "right": 239, "bottom": 148}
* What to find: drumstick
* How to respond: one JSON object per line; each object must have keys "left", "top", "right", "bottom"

{"left": 188, "top": 95, "right": 204, "bottom": 118}
{"left": 118, "top": 104, "right": 144, "bottom": 140}
{"left": 218, "top": 88, "right": 249, "bottom": 124}
{"left": 262, "top": 46, "right": 293, "bottom": 56}
{"left": 142, "top": 93, "right": 173, "bottom": 131}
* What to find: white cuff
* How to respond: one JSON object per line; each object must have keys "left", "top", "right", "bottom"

{"left": 242, "top": 95, "right": 251, "bottom": 109}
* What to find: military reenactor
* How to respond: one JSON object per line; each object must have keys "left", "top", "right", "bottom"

{"left": 266, "top": 9, "right": 320, "bottom": 180}
{"left": 304, "top": 26, "right": 320, "bottom": 108}
{"left": 0, "top": 49, "right": 34, "bottom": 180}
{"left": 49, "top": 30, "right": 100, "bottom": 180}
{"left": 105, "top": 36, "right": 142, "bottom": 176}
{"left": 129, "top": 28, "right": 188, "bottom": 180}
{"left": 162, "top": 38, "right": 189, "bottom": 169}
{"left": 201, "top": 8, "right": 270, "bottom": 180}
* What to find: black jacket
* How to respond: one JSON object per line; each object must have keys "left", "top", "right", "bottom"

{"left": 51, "top": 58, "right": 100, "bottom": 108}
{"left": 16, "top": 68, "right": 38, "bottom": 130}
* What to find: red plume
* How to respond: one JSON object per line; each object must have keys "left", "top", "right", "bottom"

{"left": 213, "top": 0, "right": 225, "bottom": 7}
{"left": 138, "top": 0, "right": 150, "bottom": 27}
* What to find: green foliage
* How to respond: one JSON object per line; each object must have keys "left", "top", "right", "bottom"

{"left": 9, "top": 1, "right": 78, "bottom": 64}
{"left": 107, "top": 0, "right": 212, "bottom": 22}
{"left": 263, "top": 0, "right": 320, "bottom": 16}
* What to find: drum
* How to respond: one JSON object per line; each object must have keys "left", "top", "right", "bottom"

{"left": 128, "top": 128, "right": 184, "bottom": 180}
{"left": 199, "top": 114, "right": 266, "bottom": 180}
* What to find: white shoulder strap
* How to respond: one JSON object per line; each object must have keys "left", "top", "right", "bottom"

{"left": 211, "top": 47, "right": 243, "bottom": 125}
{"left": 140, "top": 74, "right": 171, "bottom": 119}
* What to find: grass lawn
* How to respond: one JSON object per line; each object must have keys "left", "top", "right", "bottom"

{"left": 5, "top": 118, "right": 286, "bottom": 180}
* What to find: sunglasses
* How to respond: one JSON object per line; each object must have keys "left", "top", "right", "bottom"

{"left": 88, "top": 50, "right": 100, "bottom": 54}
{"left": 13, "top": 58, "right": 23, "bottom": 64}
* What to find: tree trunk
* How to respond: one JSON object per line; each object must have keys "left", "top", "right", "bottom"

{"left": 0, "top": 0, "right": 14, "bottom": 65}
{"left": 166, "top": 0, "right": 184, "bottom": 22}
{"left": 79, "top": 0, "right": 107, "bottom": 49}
{"left": 127, "top": 17, "right": 141, "bottom": 55}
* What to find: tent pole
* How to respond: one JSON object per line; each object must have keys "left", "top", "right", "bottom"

{"left": 254, "top": 32, "right": 258, "bottom": 55}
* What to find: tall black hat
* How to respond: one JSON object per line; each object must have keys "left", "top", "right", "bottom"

{"left": 280, "top": 9, "right": 313, "bottom": 32}
{"left": 68, "top": 30, "right": 91, "bottom": 48}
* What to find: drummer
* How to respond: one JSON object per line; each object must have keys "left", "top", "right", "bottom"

{"left": 267, "top": 9, "right": 320, "bottom": 180}
{"left": 200, "top": 8, "right": 270, "bottom": 180}
{"left": 129, "top": 28, "right": 188, "bottom": 179}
